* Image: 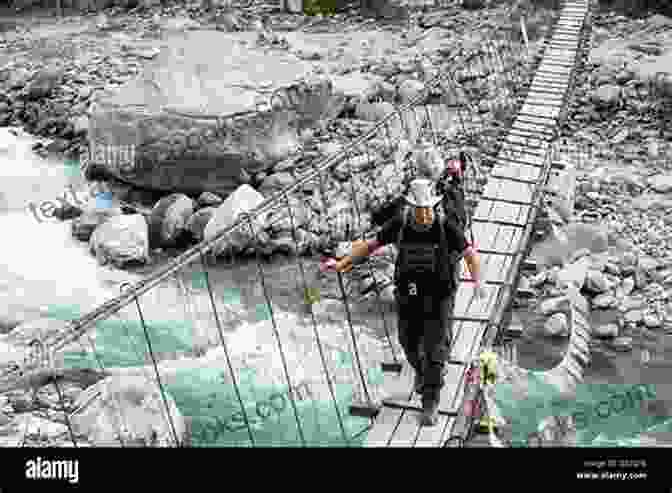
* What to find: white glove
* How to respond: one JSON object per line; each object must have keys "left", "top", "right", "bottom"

{"left": 474, "top": 282, "right": 488, "bottom": 300}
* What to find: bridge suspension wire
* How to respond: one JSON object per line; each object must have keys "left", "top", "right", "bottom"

{"left": 336, "top": 271, "right": 373, "bottom": 408}
{"left": 341, "top": 147, "right": 377, "bottom": 408}
{"left": 79, "top": 326, "right": 129, "bottom": 447}
{"left": 51, "top": 376, "right": 78, "bottom": 448}
{"left": 312, "top": 149, "right": 392, "bottom": 411}
{"left": 283, "top": 192, "right": 351, "bottom": 446}
{"left": 360, "top": 142, "right": 400, "bottom": 369}
{"left": 244, "top": 213, "right": 307, "bottom": 447}
{"left": 121, "top": 283, "right": 181, "bottom": 447}
{"left": 198, "top": 249, "right": 256, "bottom": 447}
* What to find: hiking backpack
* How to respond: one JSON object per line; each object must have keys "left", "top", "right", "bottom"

{"left": 394, "top": 204, "right": 461, "bottom": 287}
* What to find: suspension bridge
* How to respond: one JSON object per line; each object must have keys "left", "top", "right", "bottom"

{"left": 364, "top": 0, "right": 592, "bottom": 447}
{"left": 0, "top": 0, "right": 592, "bottom": 448}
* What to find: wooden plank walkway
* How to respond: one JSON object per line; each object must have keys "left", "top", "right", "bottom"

{"left": 362, "top": 0, "right": 590, "bottom": 447}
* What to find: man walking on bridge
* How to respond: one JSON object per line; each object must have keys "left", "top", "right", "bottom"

{"left": 324, "top": 178, "right": 486, "bottom": 426}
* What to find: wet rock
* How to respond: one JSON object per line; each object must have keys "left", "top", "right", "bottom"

{"left": 604, "top": 261, "right": 620, "bottom": 276}
{"left": 624, "top": 309, "right": 643, "bottom": 325}
{"left": 197, "top": 191, "right": 223, "bottom": 208}
{"left": 90, "top": 214, "right": 150, "bottom": 268}
{"left": 71, "top": 208, "right": 121, "bottom": 242}
{"left": 544, "top": 313, "right": 569, "bottom": 338}
{"left": 398, "top": 79, "right": 426, "bottom": 105}
{"left": 71, "top": 115, "right": 89, "bottom": 135}
{"left": 26, "top": 67, "right": 65, "bottom": 100}
{"left": 462, "top": 0, "right": 485, "bottom": 9}
{"left": 148, "top": 193, "right": 196, "bottom": 247}
{"left": 538, "top": 296, "right": 568, "bottom": 315}
{"left": 516, "top": 276, "right": 536, "bottom": 298}
{"left": 557, "top": 257, "right": 591, "bottom": 288}
{"left": 585, "top": 269, "right": 611, "bottom": 294}
{"left": 569, "top": 248, "right": 592, "bottom": 264}
{"left": 203, "top": 184, "right": 267, "bottom": 257}
{"left": 648, "top": 174, "right": 672, "bottom": 194}
{"left": 529, "top": 271, "right": 548, "bottom": 288}
{"left": 268, "top": 234, "right": 298, "bottom": 256}
{"left": 591, "top": 84, "right": 621, "bottom": 107}
{"left": 638, "top": 256, "right": 660, "bottom": 277}
{"left": 594, "top": 323, "right": 618, "bottom": 339}
{"left": 186, "top": 207, "right": 217, "bottom": 242}
{"left": 622, "top": 251, "right": 637, "bottom": 267}
{"left": 643, "top": 313, "right": 662, "bottom": 329}
{"left": 87, "top": 33, "right": 339, "bottom": 195}
{"left": 354, "top": 101, "right": 396, "bottom": 122}
{"left": 260, "top": 172, "right": 295, "bottom": 192}
{"left": 330, "top": 73, "right": 384, "bottom": 102}
{"left": 266, "top": 200, "right": 311, "bottom": 233}
{"left": 70, "top": 375, "right": 186, "bottom": 447}
{"left": 53, "top": 203, "right": 84, "bottom": 221}
{"left": 610, "top": 336, "right": 633, "bottom": 352}
{"left": 1, "top": 414, "right": 70, "bottom": 447}
{"left": 620, "top": 296, "right": 646, "bottom": 312}
{"left": 592, "top": 293, "right": 617, "bottom": 309}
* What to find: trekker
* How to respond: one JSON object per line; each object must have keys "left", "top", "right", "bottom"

{"left": 323, "top": 178, "right": 486, "bottom": 426}
{"left": 370, "top": 149, "right": 471, "bottom": 230}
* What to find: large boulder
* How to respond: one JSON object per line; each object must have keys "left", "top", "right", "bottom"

{"left": 633, "top": 52, "right": 672, "bottom": 98}
{"left": 25, "top": 67, "right": 65, "bottom": 100}
{"left": 87, "top": 32, "right": 343, "bottom": 196}
{"left": 89, "top": 214, "right": 151, "bottom": 267}
{"left": 186, "top": 207, "right": 217, "bottom": 242}
{"left": 203, "top": 185, "right": 267, "bottom": 256}
{"left": 71, "top": 208, "right": 122, "bottom": 242}
{"left": 148, "top": 193, "right": 196, "bottom": 247}
{"left": 70, "top": 375, "right": 187, "bottom": 447}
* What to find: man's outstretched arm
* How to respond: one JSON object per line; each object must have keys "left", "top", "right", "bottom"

{"left": 325, "top": 216, "right": 400, "bottom": 273}
{"left": 330, "top": 238, "right": 385, "bottom": 273}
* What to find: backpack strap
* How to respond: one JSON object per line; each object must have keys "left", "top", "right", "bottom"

{"left": 397, "top": 204, "right": 409, "bottom": 246}
{"left": 436, "top": 205, "right": 448, "bottom": 253}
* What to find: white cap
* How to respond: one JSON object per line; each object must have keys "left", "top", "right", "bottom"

{"left": 405, "top": 178, "right": 442, "bottom": 208}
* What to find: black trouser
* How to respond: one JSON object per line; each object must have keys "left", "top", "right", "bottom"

{"left": 395, "top": 286, "right": 456, "bottom": 403}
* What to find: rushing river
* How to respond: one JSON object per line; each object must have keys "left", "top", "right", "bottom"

{"left": 1, "top": 126, "right": 669, "bottom": 447}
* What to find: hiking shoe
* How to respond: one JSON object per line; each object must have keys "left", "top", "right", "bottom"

{"left": 420, "top": 399, "right": 439, "bottom": 426}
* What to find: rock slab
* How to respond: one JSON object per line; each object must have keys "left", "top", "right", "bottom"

{"left": 88, "top": 32, "right": 344, "bottom": 196}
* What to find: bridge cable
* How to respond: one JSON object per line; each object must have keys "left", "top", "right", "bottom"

{"left": 360, "top": 141, "right": 401, "bottom": 369}
{"left": 122, "top": 284, "right": 181, "bottom": 447}
{"left": 112, "top": 306, "right": 186, "bottom": 443}
{"left": 313, "top": 159, "right": 378, "bottom": 422}
{"left": 51, "top": 376, "right": 78, "bottom": 447}
{"left": 243, "top": 213, "right": 307, "bottom": 446}
{"left": 283, "top": 192, "right": 351, "bottom": 446}
{"left": 338, "top": 148, "right": 375, "bottom": 407}
{"left": 78, "top": 327, "right": 128, "bottom": 447}
{"left": 27, "top": 338, "right": 80, "bottom": 447}
{"left": 198, "top": 249, "right": 256, "bottom": 447}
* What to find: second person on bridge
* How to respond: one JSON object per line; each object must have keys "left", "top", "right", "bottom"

{"left": 324, "top": 178, "right": 486, "bottom": 426}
